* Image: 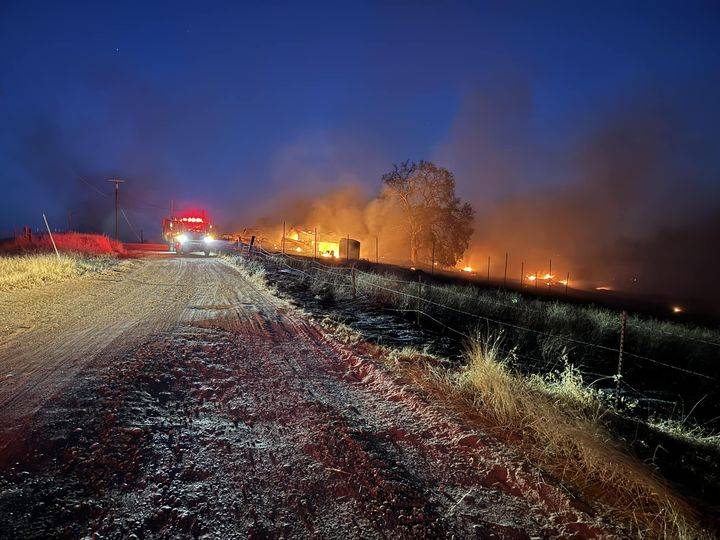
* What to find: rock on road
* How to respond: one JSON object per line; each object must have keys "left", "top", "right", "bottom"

{"left": 0, "top": 256, "right": 611, "bottom": 538}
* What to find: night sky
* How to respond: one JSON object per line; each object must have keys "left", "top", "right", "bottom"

{"left": 1, "top": 2, "right": 719, "bottom": 290}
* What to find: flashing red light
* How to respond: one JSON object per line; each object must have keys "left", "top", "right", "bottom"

{"left": 180, "top": 217, "right": 204, "bottom": 223}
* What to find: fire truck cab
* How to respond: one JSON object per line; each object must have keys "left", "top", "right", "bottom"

{"left": 162, "top": 211, "right": 216, "bottom": 256}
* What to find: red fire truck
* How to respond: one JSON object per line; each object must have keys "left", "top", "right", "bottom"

{"left": 162, "top": 210, "right": 216, "bottom": 256}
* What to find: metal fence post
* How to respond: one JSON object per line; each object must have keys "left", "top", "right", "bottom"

{"left": 503, "top": 252, "right": 508, "bottom": 288}
{"left": 565, "top": 272, "right": 569, "bottom": 295}
{"left": 615, "top": 310, "right": 628, "bottom": 408}
{"left": 351, "top": 265, "right": 357, "bottom": 300}
{"left": 431, "top": 239, "right": 435, "bottom": 275}
{"left": 416, "top": 276, "right": 422, "bottom": 325}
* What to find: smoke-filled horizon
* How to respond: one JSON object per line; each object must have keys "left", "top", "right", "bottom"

{"left": 2, "top": 2, "right": 719, "bottom": 306}
{"left": 248, "top": 81, "right": 720, "bottom": 305}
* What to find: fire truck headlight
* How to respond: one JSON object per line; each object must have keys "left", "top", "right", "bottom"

{"left": 204, "top": 235, "right": 214, "bottom": 243}
{"left": 177, "top": 234, "right": 188, "bottom": 243}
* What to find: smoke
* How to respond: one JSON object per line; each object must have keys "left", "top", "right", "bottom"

{"left": 256, "top": 79, "right": 720, "bottom": 309}
{"left": 435, "top": 80, "right": 720, "bottom": 305}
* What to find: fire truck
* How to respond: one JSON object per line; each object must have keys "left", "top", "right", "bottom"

{"left": 162, "top": 210, "right": 216, "bottom": 256}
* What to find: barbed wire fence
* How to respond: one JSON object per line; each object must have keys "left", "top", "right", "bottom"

{"left": 239, "top": 244, "right": 719, "bottom": 423}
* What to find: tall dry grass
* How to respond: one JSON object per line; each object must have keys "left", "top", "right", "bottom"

{"left": 444, "top": 336, "right": 707, "bottom": 538}
{"left": 0, "top": 254, "right": 117, "bottom": 292}
{"left": 0, "top": 232, "right": 126, "bottom": 255}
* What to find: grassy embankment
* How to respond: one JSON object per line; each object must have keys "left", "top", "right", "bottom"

{"left": 0, "top": 233, "right": 125, "bottom": 292}
{"left": 228, "top": 253, "right": 716, "bottom": 538}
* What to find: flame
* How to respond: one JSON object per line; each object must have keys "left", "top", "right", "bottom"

{"left": 672, "top": 305, "right": 683, "bottom": 313}
{"left": 462, "top": 266, "right": 473, "bottom": 272}
{"left": 558, "top": 279, "right": 568, "bottom": 286}
{"left": 543, "top": 273, "right": 553, "bottom": 280}
{"left": 294, "top": 246, "right": 302, "bottom": 253}
{"left": 595, "top": 286, "right": 612, "bottom": 291}
{"left": 315, "top": 240, "right": 339, "bottom": 259}
{"left": 527, "top": 274, "right": 537, "bottom": 281}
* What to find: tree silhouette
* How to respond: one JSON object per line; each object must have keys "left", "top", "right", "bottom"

{"left": 382, "top": 160, "right": 474, "bottom": 266}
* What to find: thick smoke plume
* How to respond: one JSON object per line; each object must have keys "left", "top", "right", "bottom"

{"left": 256, "top": 81, "right": 720, "bottom": 310}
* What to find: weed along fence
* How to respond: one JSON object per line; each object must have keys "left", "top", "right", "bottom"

{"left": 242, "top": 245, "right": 720, "bottom": 427}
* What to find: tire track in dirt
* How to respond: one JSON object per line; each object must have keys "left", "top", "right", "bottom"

{"left": 0, "top": 256, "right": 617, "bottom": 537}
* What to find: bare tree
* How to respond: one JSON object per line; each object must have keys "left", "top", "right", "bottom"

{"left": 382, "top": 160, "right": 474, "bottom": 266}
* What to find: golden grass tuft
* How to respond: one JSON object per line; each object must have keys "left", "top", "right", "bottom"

{"left": 447, "top": 335, "right": 707, "bottom": 538}
{"left": 0, "top": 253, "right": 117, "bottom": 292}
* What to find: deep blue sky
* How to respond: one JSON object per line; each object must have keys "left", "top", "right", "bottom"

{"left": 1, "top": 1, "right": 719, "bottom": 240}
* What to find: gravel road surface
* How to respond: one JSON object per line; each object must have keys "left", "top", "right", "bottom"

{"left": 0, "top": 256, "right": 613, "bottom": 538}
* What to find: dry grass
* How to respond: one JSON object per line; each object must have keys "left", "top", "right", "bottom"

{"left": 0, "top": 232, "right": 126, "bottom": 255}
{"left": 0, "top": 253, "right": 118, "bottom": 292}
{"left": 227, "top": 252, "right": 713, "bottom": 536}
{"left": 441, "top": 335, "right": 707, "bottom": 538}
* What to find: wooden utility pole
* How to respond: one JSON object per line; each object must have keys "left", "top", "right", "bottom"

{"left": 282, "top": 221, "right": 286, "bottom": 255}
{"left": 535, "top": 270, "right": 538, "bottom": 290}
{"left": 520, "top": 261, "right": 524, "bottom": 289}
{"left": 503, "top": 252, "right": 508, "bottom": 288}
{"left": 487, "top": 256, "right": 490, "bottom": 284}
{"left": 313, "top": 227, "right": 318, "bottom": 261}
{"left": 140, "top": 229, "right": 144, "bottom": 243}
{"left": 107, "top": 178, "right": 124, "bottom": 241}
{"left": 375, "top": 236, "right": 379, "bottom": 264}
{"left": 615, "top": 310, "right": 628, "bottom": 407}
{"left": 346, "top": 233, "right": 350, "bottom": 263}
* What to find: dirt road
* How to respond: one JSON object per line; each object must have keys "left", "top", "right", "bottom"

{"left": 0, "top": 256, "right": 612, "bottom": 538}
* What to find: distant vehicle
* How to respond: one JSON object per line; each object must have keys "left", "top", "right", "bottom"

{"left": 162, "top": 210, "right": 216, "bottom": 256}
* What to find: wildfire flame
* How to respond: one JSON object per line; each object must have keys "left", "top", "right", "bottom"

{"left": 672, "top": 305, "right": 683, "bottom": 313}
{"left": 462, "top": 266, "right": 473, "bottom": 272}
{"left": 527, "top": 275, "right": 537, "bottom": 281}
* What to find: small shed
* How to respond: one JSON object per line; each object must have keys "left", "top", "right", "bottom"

{"left": 339, "top": 237, "right": 360, "bottom": 260}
